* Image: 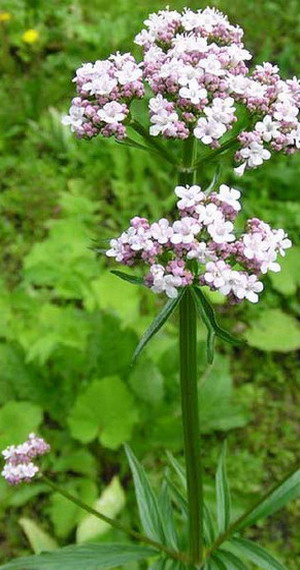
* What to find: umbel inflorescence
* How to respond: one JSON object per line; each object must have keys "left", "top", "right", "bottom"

{"left": 63, "top": 7, "right": 300, "bottom": 175}
{"left": 1, "top": 434, "right": 50, "bottom": 485}
{"left": 106, "top": 184, "right": 291, "bottom": 302}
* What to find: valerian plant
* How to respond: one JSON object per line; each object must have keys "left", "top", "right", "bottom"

{"left": 1, "top": 6, "right": 300, "bottom": 570}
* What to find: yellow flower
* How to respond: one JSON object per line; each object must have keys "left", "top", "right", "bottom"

{"left": 0, "top": 11, "right": 11, "bottom": 22}
{"left": 22, "top": 29, "right": 40, "bottom": 44}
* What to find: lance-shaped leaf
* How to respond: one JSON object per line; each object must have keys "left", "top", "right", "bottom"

{"left": 125, "top": 445, "right": 165, "bottom": 543}
{"left": 209, "top": 557, "right": 227, "bottom": 570}
{"left": 214, "top": 549, "right": 248, "bottom": 570}
{"left": 203, "top": 502, "right": 216, "bottom": 546}
{"left": 111, "top": 270, "right": 144, "bottom": 286}
{"left": 192, "top": 286, "right": 243, "bottom": 348}
{"left": 236, "top": 466, "right": 300, "bottom": 530}
{"left": 229, "top": 537, "right": 287, "bottom": 570}
{"left": 132, "top": 288, "right": 185, "bottom": 362}
{"left": 0, "top": 543, "right": 158, "bottom": 570}
{"left": 191, "top": 287, "right": 215, "bottom": 363}
{"left": 216, "top": 442, "right": 231, "bottom": 534}
{"left": 158, "top": 480, "right": 179, "bottom": 550}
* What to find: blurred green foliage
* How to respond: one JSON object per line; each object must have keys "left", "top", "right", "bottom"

{"left": 0, "top": 0, "right": 299, "bottom": 568}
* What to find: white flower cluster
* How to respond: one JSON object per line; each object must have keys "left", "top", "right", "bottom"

{"left": 106, "top": 183, "right": 291, "bottom": 302}
{"left": 1, "top": 433, "right": 50, "bottom": 485}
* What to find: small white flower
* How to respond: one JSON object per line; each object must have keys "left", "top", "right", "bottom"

{"left": 199, "top": 55, "right": 225, "bottom": 76}
{"left": 217, "top": 184, "right": 241, "bottom": 211}
{"left": 61, "top": 105, "right": 85, "bottom": 132}
{"left": 194, "top": 118, "right": 227, "bottom": 144}
{"left": 195, "top": 203, "right": 223, "bottom": 226}
{"left": 234, "top": 163, "right": 247, "bottom": 177}
{"left": 219, "top": 269, "right": 246, "bottom": 296}
{"left": 204, "top": 97, "right": 235, "bottom": 125}
{"left": 178, "top": 64, "right": 203, "bottom": 86}
{"left": 179, "top": 79, "right": 207, "bottom": 105}
{"left": 208, "top": 219, "right": 235, "bottom": 244}
{"left": 83, "top": 74, "right": 117, "bottom": 96}
{"left": 273, "top": 102, "right": 298, "bottom": 123}
{"left": 255, "top": 116, "right": 281, "bottom": 142}
{"left": 151, "top": 218, "right": 173, "bottom": 244}
{"left": 175, "top": 184, "right": 204, "bottom": 210}
{"left": 116, "top": 61, "right": 143, "bottom": 85}
{"left": 240, "top": 142, "right": 271, "bottom": 168}
{"left": 171, "top": 217, "right": 201, "bottom": 245}
{"left": 204, "top": 260, "right": 228, "bottom": 288}
{"left": 150, "top": 110, "right": 179, "bottom": 136}
{"left": 151, "top": 273, "right": 182, "bottom": 299}
{"left": 187, "top": 242, "right": 212, "bottom": 263}
{"left": 97, "top": 101, "right": 127, "bottom": 124}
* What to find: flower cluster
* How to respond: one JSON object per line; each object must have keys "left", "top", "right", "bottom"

{"left": 63, "top": 7, "right": 299, "bottom": 174}
{"left": 62, "top": 53, "right": 144, "bottom": 139}
{"left": 106, "top": 183, "right": 291, "bottom": 302}
{"left": 1, "top": 433, "right": 50, "bottom": 485}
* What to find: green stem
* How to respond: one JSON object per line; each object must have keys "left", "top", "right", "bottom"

{"left": 130, "top": 120, "right": 176, "bottom": 166}
{"left": 178, "top": 137, "right": 203, "bottom": 566}
{"left": 42, "top": 475, "right": 186, "bottom": 564}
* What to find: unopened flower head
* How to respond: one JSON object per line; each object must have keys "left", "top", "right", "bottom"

{"left": 106, "top": 183, "right": 291, "bottom": 303}
{"left": 63, "top": 7, "right": 299, "bottom": 174}
{"left": 1, "top": 433, "right": 50, "bottom": 485}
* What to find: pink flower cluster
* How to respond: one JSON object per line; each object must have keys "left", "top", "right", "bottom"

{"left": 1, "top": 433, "right": 50, "bottom": 485}
{"left": 106, "top": 183, "right": 291, "bottom": 303}
{"left": 62, "top": 53, "right": 144, "bottom": 139}
{"left": 63, "top": 7, "right": 299, "bottom": 174}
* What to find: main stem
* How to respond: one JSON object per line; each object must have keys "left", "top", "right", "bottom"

{"left": 179, "top": 139, "right": 203, "bottom": 566}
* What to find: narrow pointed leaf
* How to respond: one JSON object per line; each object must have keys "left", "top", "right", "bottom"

{"left": 230, "top": 537, "right": 287, "bottom": 570}
{"left": 216, "top": 442, "right": 231, "bottom": 534}
{"left": 203, "top": 502, "right": 216, "bottom": 545}
{"left": 192, "top": 287, "right": 242, "bottom": 346}
{"left": 125, "top": 445, "right": 165, "bottom": 543}
{"left": 158, "top": 480, "right": 179, "bottom": 549}
{"left": 111, "top": 270, "right": 144, "bottom": 286}
{"left": 164, "top": 477, "right": 188, "bottom": 516}
{"left": 215, "top": 549, "right": 248, "bottom": 570}
{"left": 133, "top": 289, "right": 185, "bottom": 362}
{"left": 211, "top": 556, "right": 227, "bottom": 570}
{"left": 0, "top": 543, "right": 158, "bottom": 570}
{"left": 191, "top": 287, "right": 215, "bottom": 363}
{"left": 236, "top": 467, "right": 300, "bottom": 530}
{"left": 166, "top": 452, "right": 186, "bottom": 488}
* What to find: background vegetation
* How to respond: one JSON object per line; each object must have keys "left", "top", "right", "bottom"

{"left": 0, "top": 0, "right": 299, "bottom": 567}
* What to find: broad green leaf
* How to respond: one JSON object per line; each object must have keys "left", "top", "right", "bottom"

{"left": 68, "top": 376, "right": 138, "bottom": 449}
{"left": 216, "top": 442, "right": 231, "bottom": 533}
{"left": 215, "top": 549, "right": 248, "bottom": 570}
{"left": 129, "top": 358, "right": 164, "bottom": 407}
{"left": 0, "top": 543, "right": 158, "bottom": 570}
{"left": 125, "top": 445, "right": 165, "bottom": 543}
{"left": 236, "top": 466, "right": 300, "bottom": 530}
{"left": 111, "top": 270, "right": 144, "bottom": 286}
{"left": 88, "top": 272, "right": 140, "bottom": 326}
{"left": 76, "top": 476, "right": 126, "bottom": 543}
{"left": 192, "top": 287, "right": 242, "bottom": 347}
{"left": 132, "top": 289, "right": 185, "bottom": 362}
{"left": 230, "top": 537, "right": 287, "bottom": 570}
{"left": 48, "top": 479, "right": 98, "bottom": 538}
{"left": 158, "top": 480, "right": 178, "bottom": 550}
{"left": 18, "top": 518, "right": 58, "bottom": 554}
{"left": 270, "top": 247, "right": 300, "bottom": 295}
{"left": 0, "top": 401, "right": 42, "bottom": 449}
{"left": 245, "top": 309, "right": 300, "bottom": 352}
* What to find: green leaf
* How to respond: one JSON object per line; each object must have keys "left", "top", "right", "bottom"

{"left": 158, "top": 480, "right": 178, "bottom": 550}
{"left": 230, "top": 537, "right": 287, "bottom": 570}
{"left": 245, "top": 309, "right": 300, "bottom": 352}
{"left": 18, "top": 518, "right": 58, "bottom": 554}
{"left": 0, "top": 401, "right": 43, "bottom": 449}
{"left": 68, "top": 376, "right": 138, "bottom": 450}
{"left": 132, "top": 289, "right": 185, "bottom": 362}
{"left": 111, "top": 270, "right": 144, "bottom": 286}
{"left": 76, "top": 476, "right": 126, "bottom": 543}
{"left": 192, "top": 287, "right": 242, "bottom": 347}
{"left": 214, "top": 549, "right": 248, "bottom": 570}
{"left": 166, "top": 453, "right": 186, "bottom": 488}
{"left": 125, "top": 445, "right": 165, "bottom": 543}
{"left": 216, "top": 442, "right": 231, "bottom": 534}
{"left": 89, "top": 272, "right": 141, "bottom": 326}
{"left": 203, "top": 503, "right": 216, "bottom": 546}
{"left": 0, "top": 543, "right": 158, "bottom": 569}
{"left": 129, "top": 358, "right": 164, "bottom": 407}
{"left": 48, "top": 479, "right": 98, "bottom": 538}
{"left": 236, "top": 466, "right": 300, "bottom": 530}
{"left": 211, "top": 555, "right": 227, "bottom": 570}
{"left": 270, "top": 247, "right": 300, "bottom": 295}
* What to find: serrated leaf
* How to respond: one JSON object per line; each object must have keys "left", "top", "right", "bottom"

{"left": 192, "top": 287, "right": 242, "bottom": 348}
{"left": 230, "top": 537, "right": 287, "bottom": 570}
{"left": 215, "top": 549, "right": 248, "bottom": 570}
{"left": 132, "top": 289, "right": 185, "bottom": 362}
{"left": 18, "top": 518, "right": 58, "bottom": 554}
{"left": 76, "top": 476, "right": 126, "bottom": 543}
{"left": 68, "top": 376, "right": 138, "bottom": 449}
{"left": 0, "top": 543, "right": 158, "bottom": 569}
{"left": 125, "top": 445, "right": 165, "bottom": 543}
{"left": 216, "top": 442, "right": 231, "bottom": 534}
{"left": 236, "top": 466, "right": 300, "bottom": 530}
{"left": 245, "top": 309, "right": 300, "bottom": 352}
{"left": 111, "top": 270, "right": 144, "bottom": 286}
